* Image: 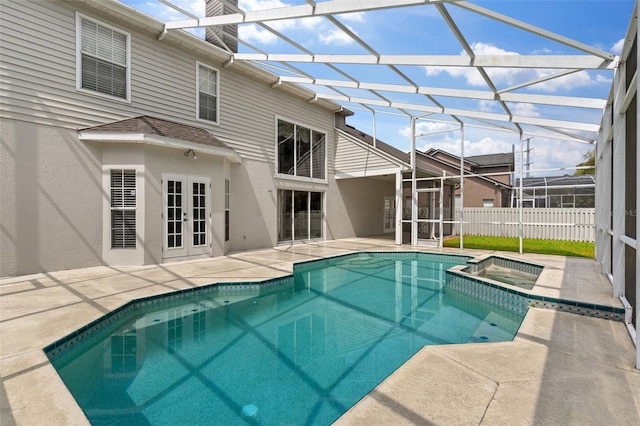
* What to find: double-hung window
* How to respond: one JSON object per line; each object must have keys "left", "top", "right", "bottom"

{"left": 197, "top": 63, "right": 219, "bottom": 123}
{"left": 77, "top": 14, "right": 130, "bottom": 100}
{"left": 277, "top": 119, "right": 326, "bottom": 180}
{"left": 111, "top": 169, "right": 136, "bottom": 249}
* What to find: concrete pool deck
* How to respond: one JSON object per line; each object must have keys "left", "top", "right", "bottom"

{"left": 1, "top": 237, "right": 639, "bottom": 425}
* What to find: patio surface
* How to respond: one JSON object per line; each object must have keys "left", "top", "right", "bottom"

{"left": 1, "top": 237, "right": 638, "bottom": 425}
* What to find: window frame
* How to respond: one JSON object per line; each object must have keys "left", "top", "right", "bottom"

{"left": 275, "top": 117, "right": 328, "bottom": 183}
{"left": 75, "top": 13, "right": 131, "bottom": 102}
{"left": 196, "top": 61, "right": 220, "bottom": 125}
{"left": 225, "top": 179, "right": 230, "bottom": 242}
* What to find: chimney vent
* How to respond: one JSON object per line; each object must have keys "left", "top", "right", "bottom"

{"left": 205, "top": 0, "right": 239, "bottom": 53}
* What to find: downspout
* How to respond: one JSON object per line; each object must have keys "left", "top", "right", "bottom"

{"left": 372, "top": 110, "right": 377, "bottom": 148}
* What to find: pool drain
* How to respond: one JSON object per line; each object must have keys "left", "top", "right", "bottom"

{"left": 242, "top": 404, "right": 258, "bottom": 418}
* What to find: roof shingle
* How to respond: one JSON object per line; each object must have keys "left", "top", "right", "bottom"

{"left": 80, "top": 116, "right": 233, "bottom": 151}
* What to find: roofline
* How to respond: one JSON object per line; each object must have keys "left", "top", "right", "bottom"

{"left": 424, "top": 148, "right": 515, "bottom": 168}
{"left": 417, "top": 151, "right": 512, "bottom": 189}
{"left": 78, "top": 131, "right": 243, "bottom": 163}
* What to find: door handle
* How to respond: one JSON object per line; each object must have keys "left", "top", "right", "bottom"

{"left": 183, "top": 212, "right": 188, "bottom": 222}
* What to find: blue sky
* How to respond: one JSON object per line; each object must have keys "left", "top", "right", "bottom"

{"left": 122, "top": 0, "right": 635, "bottom": 174}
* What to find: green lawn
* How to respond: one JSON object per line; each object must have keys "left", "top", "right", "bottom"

{"left": 443, "top": 236, "right": 594, "bottom": 258}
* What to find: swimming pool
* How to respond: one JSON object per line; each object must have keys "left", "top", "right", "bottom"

{"left": 46, "top": 252, "right": 526, "bottom": 425}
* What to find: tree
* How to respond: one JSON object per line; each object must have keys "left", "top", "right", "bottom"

{"left": 575, "top": 148, "right": 595, "bottom": 175}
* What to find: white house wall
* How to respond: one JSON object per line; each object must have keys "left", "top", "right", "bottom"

{"left": 328, "top": 178, "right": 396, "bottom": 238}
{"left": 0, "top": 121, "right": 104, "bottom": 275}
{"left": 0, "top": 0, "right": 349, "bottom": 276}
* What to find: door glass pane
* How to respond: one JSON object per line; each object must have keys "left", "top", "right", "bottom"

{"left": 278, "top": 190, "right": 292, "bottom": 242}
{"left": 310, "top": 192, "right": 322, "bottom": 238}
{"left": 167, "top": 180, "right": 183, "bottom": 248}
{"left": 294, "top": 191, "right": 309, "bottom": 240}
{"left": 192, "top": 182, "right": 206, "bottom": 247}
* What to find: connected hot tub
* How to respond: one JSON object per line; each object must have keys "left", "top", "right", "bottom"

{"left": 463, "top": 256, "right": 544, "bottom": 290}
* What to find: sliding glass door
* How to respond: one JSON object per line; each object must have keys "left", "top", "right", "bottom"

{"left": 278, "top": 190, "right": 323, "bottom": 242}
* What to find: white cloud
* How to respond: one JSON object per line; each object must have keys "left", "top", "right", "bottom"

{"left": 240, "top": 0, "right": 290, "bottom": 11}
{"left": 340, "top": 12, "right": 365, "bottom": 23}
{"left": 531, "top": 70, "right": 593, "bottom": 92}
{"left": 509, "top": 103, "right": 540, "bottom": 117}
{"left": 394, "top": 122, "right": 591, "bottom": 173}
{"left": 417, "top": 136, "right": 515, "bottom": 158}
{"left": 425, "top": 42, "right": 609, "bottom": 93}
{"left": 611, "top": 38, "right": 624, "bottom": 54}
{"left": 318, "top": 28, "right": 356, "bottom": 45}
{"left": 399, "top": 121, "right": 459, "bottom": 138}
{"left": 238, "top": 0, "right": 355, "bottom": 46}
{"left": 241, "top": 24, "right": 280, "bottom": 44}
{"left": 133, "top": 0, "right": 204, "bottom": 20}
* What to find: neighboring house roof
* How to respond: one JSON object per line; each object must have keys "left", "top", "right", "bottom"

{"left": 418, "top": 150, "right": 512, "bottom": 189}
{"left": 78, "top": 116, "right": 242, "bottom": 162}
{"left": 466, "top": 152, "right": 515, "bottom": 168}
{"left": 424, "top": 148, "right": 514, "bottom": 169}
{"left": 515, "top": 174, "right": 595, "bottom": 188}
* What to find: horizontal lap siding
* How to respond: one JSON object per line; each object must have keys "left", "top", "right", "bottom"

{"left": 1, "top": 1, "right": 336, "bottom": 165}
{"left": 335, "top": 133, "right": 400, "bottom": 175}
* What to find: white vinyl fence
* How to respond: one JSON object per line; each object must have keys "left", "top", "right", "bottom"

{"left": 454, "top": 208, "right": 595, "bottom": 242}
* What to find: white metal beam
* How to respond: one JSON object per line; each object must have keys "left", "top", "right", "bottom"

{"left": 235, "top": 53, "right": 615, "bottom": 69}
{"left": 315, "top": 92, "right": 599, "bottom": 132}
{"left": 278, "top": 76, "right": 605, "bottom": 108}
{"left": 164, "top": 0, "right": 464, "bottom": 30}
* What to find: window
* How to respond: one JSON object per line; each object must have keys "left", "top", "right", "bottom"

{"left": 225, "top": 179, "right": 230, "bottom": 242}
{"left": 111, "top": 169, "right": 136, "bottom": 249}
{"left": 482, "top": 199, "right": 494, "bottom": 208}
{"left": 277, "top": 119, "right": 326, "bottom": 180}
{"left": 77, "top": 14, "right": 129, "bottom": 100}
{"left": 198, "top": 64, "right": 219, "bottom": 123}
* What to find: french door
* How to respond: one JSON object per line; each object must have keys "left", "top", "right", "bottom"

{"left": 163, "top": 174, "right": 211, "bottom": 259}
{"left": 383, "top": 196, "right": 395, "bottom": 233}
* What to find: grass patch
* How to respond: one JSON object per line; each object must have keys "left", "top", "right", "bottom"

{"left": 443, "top": 236, "right": 594, "bottom": 258}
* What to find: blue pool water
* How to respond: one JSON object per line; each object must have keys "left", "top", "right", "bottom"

{"left": 48, "top": 253, "right": 526, "bottom": 425}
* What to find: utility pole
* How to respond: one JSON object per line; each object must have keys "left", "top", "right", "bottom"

{"left": 524, "top": 137, "right": 534, "bottom": 177}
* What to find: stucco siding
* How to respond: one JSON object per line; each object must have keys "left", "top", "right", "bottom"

{"left": 0, "top": 121, "right": 103, "bottom": 276}
{"left": 330, "top": 178, "right": 396, "bottom": 237}
{"left": 230, "top": 159, "right": 279, "bottom": 251}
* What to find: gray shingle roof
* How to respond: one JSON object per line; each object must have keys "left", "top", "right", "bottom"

{"left": 466, "top": 152, "right": 515, "bottom": 167}
{"left": 79, "top": 116, "right": 233, "bottom": 151}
